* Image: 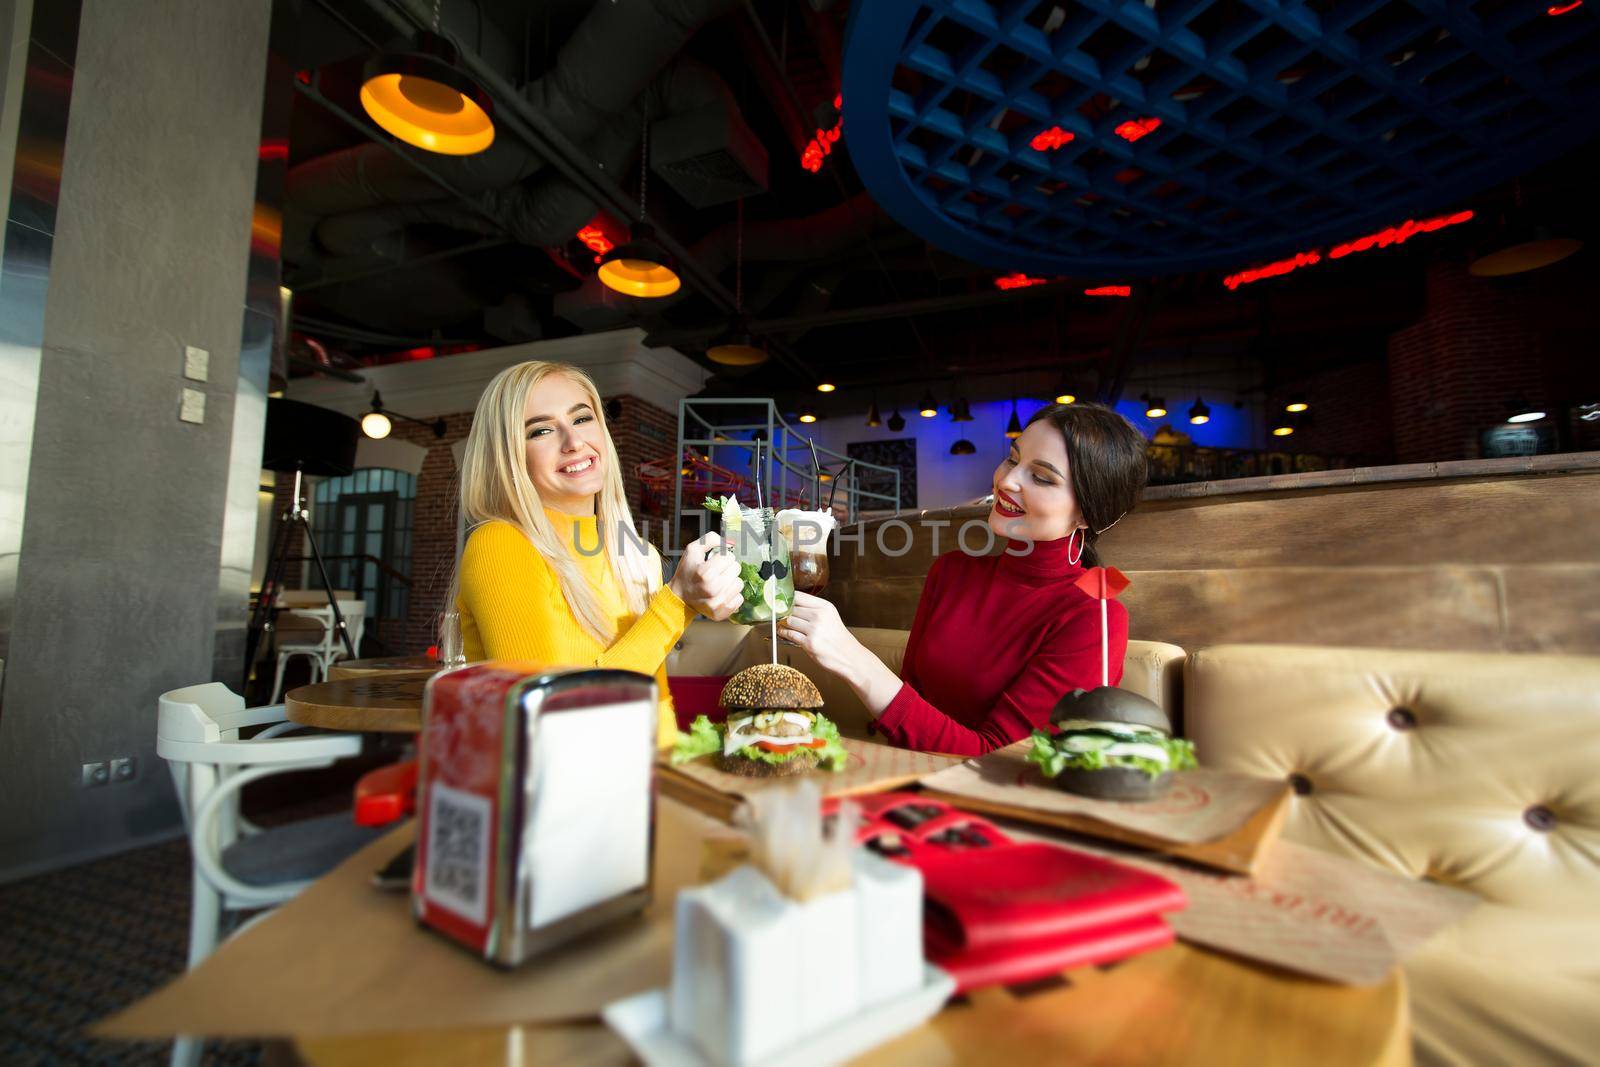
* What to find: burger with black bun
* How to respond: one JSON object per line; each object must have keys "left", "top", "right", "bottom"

{"left": 671, "top": 664, "right": 849, "bottom": 776}
{"left": 1026, "top": 687, "right": 1196, "bottom": 800}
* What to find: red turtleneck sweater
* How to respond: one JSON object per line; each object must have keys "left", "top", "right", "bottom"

{"left": 871, "top": 536, "right": 1128, "bottom": 756}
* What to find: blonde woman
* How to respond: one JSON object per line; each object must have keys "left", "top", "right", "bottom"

{"left": 451, "top": 360, "right": 742, "bottom": 748}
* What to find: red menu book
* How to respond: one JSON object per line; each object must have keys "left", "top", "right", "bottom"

{"left": 918, "top": 842, "right": 1188, "bottom": 953}
{"left": 828, "top": 793, "right": 1187, "bottom": 991}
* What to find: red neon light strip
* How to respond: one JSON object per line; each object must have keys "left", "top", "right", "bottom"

{"left": 1030, "top": 126, "right": 1076, "bottom": 151}
{"left": 995, "top": 273, "right": 1049, "bottom": 289}
{"left": 1114, "top": 117, "right": 1162, "bottom": 142}
{"left": 1548, "top": 0, "right": 1582, "bottom": 14}
{"left": 1084, "top": 285, "right": 1131, "bottom": 297}
{"left": 1327, "top": 210, "right": 1473, "bottom": 258}
{"left": 1224, "top": 209, "right": 1474, "bottom": 290}
{"left": 575, "top": 224, "right": 613, "bottom": 256}
{"left": 803, "top": 94, "right": 845, "bottom": 173}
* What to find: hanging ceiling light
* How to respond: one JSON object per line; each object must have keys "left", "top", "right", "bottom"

{"left": 1188, "top": 397, "right": 1210, "bottom": 425}
{"left": 951, "top": 397, "right": 974, "bottom": 422}
{"left": 918, "top": 390, "right": 938, "bottom": 418}
{"left": 1143, "top": 393, "right": 1167, "bottom": 419}
{"left": 707, "top": 198, "right": 759, "bottom": 364}
{"left": 817, "top": 382, "right": 836, "bottom": 393}
{"left": 1469, "top": 181, "right": 1583, "bottom": 277}
{"left": 950, "top": 438, "right": 977, "bottom": 455}
{"left": 1506, "top": 397, "right": 1546, "bottom": 423}
{"left": 887, "top": 409, "right": 905, "bottom": 432}
{"left": 866, "top": 397, "right": 882, "bottom": 427}
{"left": 1285, "top": 393, "right": 1309, "bottom": 413}
{"left": 598, "top": 222, "right": 680, "bottom": 297}
{"left": 798, "top": 403, "right": 819, "bottom": 424}
{"left": 1005, "top": 399, "right": 1024, "bottom": 439}
{"left": 1054, "top": 385, "right": 1077, "bottom": 404}
{"left": 598, "top": 116, "right": 680, "bottom": 297}
{"left": 360, "top": 24, "right": 496, "bottom": 157}
{"left": 1271, "top": 412, "right": 1296, "bottom": 437}
{"left": 361, "top": 408, "right": 392, "bottom": 440}
{"left": 706, "top": 329, "right": 767, "bottom": 366}
{"left": 362, "top": 390, "right": 445, "bottom": 439}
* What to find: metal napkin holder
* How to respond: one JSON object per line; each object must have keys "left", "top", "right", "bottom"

{"left": 412, "top": 664, "right": 658, "bottom": 967}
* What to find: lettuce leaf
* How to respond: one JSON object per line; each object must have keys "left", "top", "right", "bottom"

{"left": 670, "top": 715, "right": 724, "bottom": 765}
{"left": 669, "top": 713, "right": 850, "bottom": 773}
{"left": 1026, "top": 728, "right": 1197, "bottom": 781}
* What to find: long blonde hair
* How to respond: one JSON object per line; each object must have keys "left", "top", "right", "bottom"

{"left": 447, "top": 360, "right": 659, "bottom": 650}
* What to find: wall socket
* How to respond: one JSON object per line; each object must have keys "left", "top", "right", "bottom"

{"left": 82, "top": 758, "right": 137, "bottom": 786}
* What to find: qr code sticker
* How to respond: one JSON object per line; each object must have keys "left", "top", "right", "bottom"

{"left": 424, "top": 782, "right": 491, "bottom": 925}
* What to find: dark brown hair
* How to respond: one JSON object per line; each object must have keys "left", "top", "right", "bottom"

{"left": 1023, "top": 402, "right": 1148, "bottom": 568}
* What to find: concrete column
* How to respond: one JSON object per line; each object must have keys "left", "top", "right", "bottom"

{"left": 0, "top": 0, "right": 272, "bottom": 880}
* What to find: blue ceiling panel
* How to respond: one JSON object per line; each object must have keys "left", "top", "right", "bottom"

{"left": 841, "top": 0, "right": 1600, "bottom": 276}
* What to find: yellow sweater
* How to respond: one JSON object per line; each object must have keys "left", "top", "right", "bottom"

{"left": 458, "top": 510, "right": 695, "bottom": 749}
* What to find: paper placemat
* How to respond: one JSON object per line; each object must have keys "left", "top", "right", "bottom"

{"left": 1004, "top": 822, "right": 1479, "bottom": 986}
{"left": 96, "top": 799, "right": 741, "bottom": 1041}
{"left": 659, "top": 738, "right": 962, "bottom": 822}
{"left": 922, "top": 743, "right": 1284, "bottom": 846}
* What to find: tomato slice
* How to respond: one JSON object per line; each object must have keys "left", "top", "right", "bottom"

{"left": 754, "top": 737, "right": 826, "bottom": 754}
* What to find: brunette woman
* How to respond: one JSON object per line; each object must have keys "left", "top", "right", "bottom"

{"left": 778, "top": 402, "right": 1147, "bottom": 755}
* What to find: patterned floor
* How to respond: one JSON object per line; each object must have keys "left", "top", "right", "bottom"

{"left": 0, "top": 836, "right": 264, "bottom": 1065}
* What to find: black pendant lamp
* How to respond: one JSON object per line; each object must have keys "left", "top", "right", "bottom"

{"left": 1470, "top": 185, "right": 1582, "bottom": 277}
{"left": 1005, "top": 399, "right": 1024, "bottom": 439}
{"left": 866, "top": 395, "right": 882, "bottom": 427}
{"left": 706, "top": 198, "right": 763, "bottom": 362}
{"left": 1188, "top": 397, "right": 1210, "bottom": 425}
{"left": 950, "top": 397, "right": 974, "bottom": 422}
{"left": 950, "top": 437, "right": 977, "bottom": 455}
{"left": 887, "top": 408, "right": 905, "bottom": 432}
{"left": 918, "top": 390, "right": 938, "bottom": 418}
{"left": 1142, "top": 393, "right": 1167, "bottom": 419}
{"left": 361, "top": 0, "right": 495, "bottom": 158}
{"left": 598, "top": 117, "right": 680, "bottom": 298}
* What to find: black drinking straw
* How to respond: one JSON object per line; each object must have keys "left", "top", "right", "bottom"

{"left": 807, "top": 437, "right": 821, "bottom": 511}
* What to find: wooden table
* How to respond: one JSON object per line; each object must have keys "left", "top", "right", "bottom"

{"left": 296, "top": 938, "right": 1409, "bottom": 1067}
{"left": 98, "top": 791, "right": 1409, "bottom": 1067}
{"left": 285, "top": 676, "right": 426, "bottom": 733}
{"left": 326, "top": 656, "right": 440, "bottom": 682}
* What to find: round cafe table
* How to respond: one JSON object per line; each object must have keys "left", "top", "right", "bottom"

{"left": 285, "top": 676, "right": 428, "bottom": 733}
{"left": 325, "top": 655, "right": 440, "bottom": 682}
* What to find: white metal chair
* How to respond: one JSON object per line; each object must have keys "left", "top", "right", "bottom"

{"left": 156, "top": 683, "right": 380, "bottom": 1067}
{"left": 268, "top": 599, "right": 365, "bottom": 702}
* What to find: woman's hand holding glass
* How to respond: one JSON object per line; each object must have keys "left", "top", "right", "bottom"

{"left": 670, "top": 531, "right": 744, "bottom": 621}
{"left": 779, "top": 591, "right": 905, "bottom": 717}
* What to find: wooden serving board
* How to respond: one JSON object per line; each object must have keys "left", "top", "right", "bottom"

{"left": 658, "top": 738, "right": 962, "bottom": 823}
{"left": 918, "top": 744, "right": 1292, "bottom": 875}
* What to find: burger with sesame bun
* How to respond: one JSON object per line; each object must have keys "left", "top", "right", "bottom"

{"left": 670, "top": 664, "right": 850, "bottom": 776}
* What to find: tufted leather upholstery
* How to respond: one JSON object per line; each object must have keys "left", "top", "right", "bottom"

{"left": 1184, "top": 644, "right": 1600, "bottom": 1066}
{"left": 670, "top": 620, "right": 1186, "bottom": 740}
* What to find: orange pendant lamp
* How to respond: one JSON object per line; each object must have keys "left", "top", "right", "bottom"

{"left": 598, "top": 118, "right": 680, "bottom": 298}
{"left": 361, "top": 31, "right": 494, "bottom": 156}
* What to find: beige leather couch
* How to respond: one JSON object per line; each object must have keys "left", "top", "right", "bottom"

{"left": 1185, "top": 644, "right": 1600, "bottom": 1067}
{"left": 669, "top": 622, "right": 1600, "bottom": 1066}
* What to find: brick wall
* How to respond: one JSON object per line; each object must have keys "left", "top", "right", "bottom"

{"left": 1387, "top": 261, "right": 1554, "bottom": 464}
{"left": 1277, "top": 357, "right": 1396, "bottom": 465}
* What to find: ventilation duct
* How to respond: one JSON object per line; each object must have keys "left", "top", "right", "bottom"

{"left": 287, "top": 0, "right": 741, "bottom": 276}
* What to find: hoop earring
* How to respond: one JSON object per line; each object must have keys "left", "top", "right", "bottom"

{"left": 1067, "top": 527, "right": 1086, "bottom": 566}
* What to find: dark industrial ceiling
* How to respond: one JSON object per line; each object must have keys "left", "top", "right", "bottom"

{"left": 280, "top": 0, "right": 1599, "bottom": 413}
